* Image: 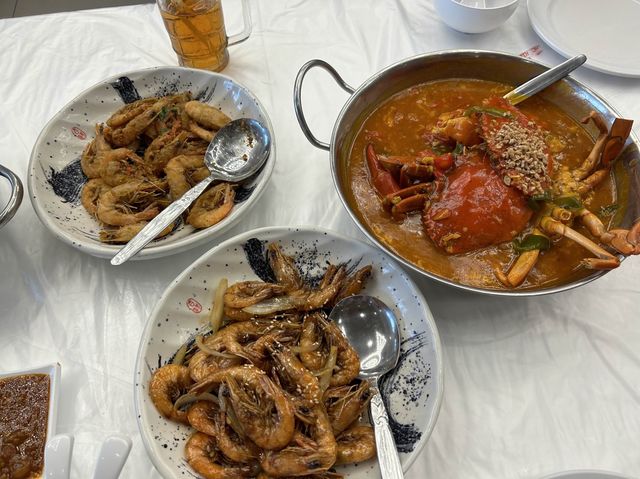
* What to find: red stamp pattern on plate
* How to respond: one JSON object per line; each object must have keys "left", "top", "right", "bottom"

{"left": 519, "top": 45, "right": 543, "bottom": 58}
{"left": 71, "top": 126, "right": 87, "bottom": 140}
{"left": 186, "top": 298, "right": 202, "bottom": 314}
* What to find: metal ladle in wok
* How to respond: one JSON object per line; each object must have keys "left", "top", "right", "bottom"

{"left": 502, "top": 54, "right": 586, "bottom": 105}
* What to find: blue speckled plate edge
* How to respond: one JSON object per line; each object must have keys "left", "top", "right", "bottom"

{"left": 133, "top": 225, "right": 443, "bottom": 478}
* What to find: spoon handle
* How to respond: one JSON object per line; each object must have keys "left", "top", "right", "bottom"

{"left": 92, "top": 435, "right": 132, "bottom": 479}
{"left": 503, "top": 54, "right": 586, "bottom": 106}
{"left": 44, "top": 434, "right": 74, "bottom": 479}
{"left": 110, "top": 175, "right": 216, "bottom": 265}
{"left": 369, "top": 384, "right": 404, "bottom": 479}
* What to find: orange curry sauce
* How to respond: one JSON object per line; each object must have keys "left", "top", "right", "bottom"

{"left": 0, "top": 374, "right": 50, "bottom": 479}
{"left": 346, "top": 79, "right": 617, "bottom": 289}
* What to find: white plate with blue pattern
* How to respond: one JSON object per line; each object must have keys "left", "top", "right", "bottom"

{"left": 134, "top": 226, "right": 443, "bottom": 478}
{"left": 28, "top": 66, "right": 275, "bottom": 260}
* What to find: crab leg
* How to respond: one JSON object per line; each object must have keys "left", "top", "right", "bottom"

{"left": 550, "top": 206, "right": 572, "bottom": 222}
{"left": 539, "top": 217, "right": 620, "bottom": 269}
{"left": 399, "top": 163, "right": 434, "bottom": 187}
{"left": 576, "top": 169, "right": 609, "bottom": 196}
{"left": 573, "top": 112, "right": 609, "bottom": 181}
{"left": 496, "top": 249, "right": 541, "bottom": 288}
{"left": 393, "top": 195, "right": 428, "bottom": 216}
{"left": 574, "top": 115, "right": 633, "bottom": 190}
{"left": 382, "top": 183, "right": 433, "bottom": 207}
{"left": 382, "top": 183, "right": 434, "bottom": 216}
{"left": 495, "top": 227, "right": 545, "bottom": 288}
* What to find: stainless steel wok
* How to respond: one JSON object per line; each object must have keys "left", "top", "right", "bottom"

{"left": 293, "top": 50, "right": 640, "bottom": 296}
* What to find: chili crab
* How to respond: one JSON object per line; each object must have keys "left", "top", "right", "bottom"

{"left": 366, "top": 96, "right": 639, "bottom": 288}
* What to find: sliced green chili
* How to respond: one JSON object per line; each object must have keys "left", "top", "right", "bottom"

{"left": 513, "top": 234, "right": 551, "bottom": 252}
{"left": 553, "top": 196, "right": 583, "bottom": 210}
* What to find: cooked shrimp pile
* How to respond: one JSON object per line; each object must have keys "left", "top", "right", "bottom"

{"left": 79, "top": 93, "right": 236, "bottom": 243}
{"left": 149, "top": 243, "right": 376, "bottom": 479}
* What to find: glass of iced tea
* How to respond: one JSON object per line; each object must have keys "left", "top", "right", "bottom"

{"left": 157, "top": 0, "right": 251, "bottom": 72}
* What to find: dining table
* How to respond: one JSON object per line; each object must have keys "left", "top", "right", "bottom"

{"left": 1, "top": 1, "right": 639, "bottom": 478}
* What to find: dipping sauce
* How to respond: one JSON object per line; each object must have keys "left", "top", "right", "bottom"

{"left": 0, "top": 374, "right": 50, "bottom": 479}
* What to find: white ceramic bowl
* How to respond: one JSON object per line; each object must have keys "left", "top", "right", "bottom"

{"left": 435, "top": 0, "right": 520, "bottom": 33}
{"left": 134, "top": 226, "right": 443, "bottom": 479}
{"left": 28, "top": 66, "right": 275, "bottom": 260}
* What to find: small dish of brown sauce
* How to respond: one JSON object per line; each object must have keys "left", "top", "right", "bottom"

{"left": 0, "top": 374, "right": 50, "bottom": 479}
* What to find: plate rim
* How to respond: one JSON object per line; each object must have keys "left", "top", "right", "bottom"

{"left": 27, "top": 65, "right": 277, "bottom": 260}
{"left": 527, "top": 0, "right": 640, "bottom": 78}
{"left": 133, "top": 225, "right": 444, "bottom": 478}
{"left": 540, "top": 469, "right": 634, "bottom": 479}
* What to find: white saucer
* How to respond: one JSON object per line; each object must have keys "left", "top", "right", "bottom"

{"left": 542, "top": 470, "right": 634, "bottom": 479}
{"left": 528, "top": 0, "right": 640, "bottom": 77}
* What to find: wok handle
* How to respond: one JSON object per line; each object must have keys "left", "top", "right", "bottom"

{"left": 0, "top": 164, "right": 23, "bottom": 229}
{"left": 293, "top": 59, "right": 355, "bottom": 151}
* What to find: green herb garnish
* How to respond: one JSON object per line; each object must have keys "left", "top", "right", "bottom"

{"left": 452, "top": 142, "right": 464, "bottom": 156}
{"left": 430, "top": 143, "right": 451, "bottom": 155}
{"left": 513, "top": 234, "right": 551, "bottom": 252}
{"left": 530, "top": 191, "right": 553, "bottom": 202}
{"left": 599, "top": 203, "right": 619, "bottom": 217}
{"left": 553, "top": 196, "right": 583, "bottom": 211}
{"left": 527, "top": 190, "right": 552, "bottom": 211}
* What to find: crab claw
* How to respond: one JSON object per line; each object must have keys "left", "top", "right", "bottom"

{"left": 626, "top": 219, "right": 640, "bottom": 254}
{"left": 365, "top": 144, "right": 400, "bottom": 197}
{"left": 576, "top": 209, "right": 640, "bottom": 255}
{"left": 606, "top": 229, "right": 637, "bottom": 255}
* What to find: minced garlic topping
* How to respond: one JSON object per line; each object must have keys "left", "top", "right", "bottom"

{"left": 489, "top": 120, "right": 549, "bottom": 196}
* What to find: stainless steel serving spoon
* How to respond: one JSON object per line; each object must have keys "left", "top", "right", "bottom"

{"left": 329, "top": 295, "right": 403, "bottom": 479}
{"left": 503, "top": 54, "right": 586, "bottom": 105}
{"left": 111, "top": 118, "right": 271, "bottom": 266}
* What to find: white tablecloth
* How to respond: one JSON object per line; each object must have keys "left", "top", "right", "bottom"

{"left": 1, "top": 1, "right": 639, "bottom": 478}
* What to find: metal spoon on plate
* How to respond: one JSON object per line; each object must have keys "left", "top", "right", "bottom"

{"left": 329, "top": 295, "right": 404, "bottom": 479}
{"left": 110, "top": 118, "right": 271, "bottom": 265}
